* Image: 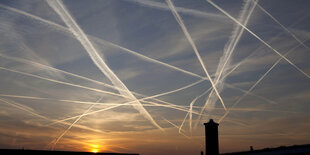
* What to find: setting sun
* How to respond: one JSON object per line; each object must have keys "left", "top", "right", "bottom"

{"left": 90, "top": 144, "right": 100, "bottom": 153}
{"left": 91, "top": 149, "right": 99, "bottom": 153}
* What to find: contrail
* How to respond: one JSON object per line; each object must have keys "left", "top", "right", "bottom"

{"left": 256, "top": 1, "right": 309, "bottom": 49}
{"left": 97, "top": 38, "right": 277, "bottom": 111}
{"left": 225, "top": 84, "right": 278, "bottom": 105}
{"left": 51, "top": 97, "right": 103, "bottom": 150}
{"left": 125, "top": 0, "right": 226, "bottom": 20}
{"left": 0, "top": 66, "right": 125, "bottom": 98}
{"left": 47, "top": 79, "right": 207, "bottom": 126}
{"left": 97, "top": 40, "right": 205, "bottom": 79}
{"left": 0, "top": 59, "right": 204, "bottom": 116}
{"left": 0, "top": 3, "right": 270, "bottom": 105}
{"left": 223, "top": 14, "right": 309, "bottom": 81}
{"left": 181, "top": 86, "right": 213, "bottom": 133}
{"left": 166, "top": 0, "right": 227, "bottom": 110}
{"left": 219, "top": 37, "right": 309, "bottom": 123}
{"left": 0, "top": 3, "right": 206, "bottom": 81}
{"left": 0, "top": 94, "right": 195, "bottom": 113}
{"left": 0, "top": 4, "right": 68, "bottom": 33}
{"left": 0, "top": 94, "right": 122, "bottom": 106}
{"left": 0, "top": 97, "right": 49, "bottom": 120}
{"left": 2, "top": 0, "right": 307, "bottom": 100}
{"left": 0, "top": 97, "right": 104, "bottom": 134}
{"left": 0, "top": 3, "right": 282, "bottom": 122}
{"left": 163, "top": 118, "right": 190, "bottom": 139}
{"left": 0, "top": 53, "right": 126, "bottom": 94}
{"left": 0, "top": 53, "right": 194, "bottom": 111}
{"left": 199, "top": 0, "right": 257, "bottom": 119}
{"left": 47, "top": 0, "right": 163, "bottom": 130}
{"left": 215, "top": 0, "right": 257, "bottom": 82}
{"left": 189, "top": 97, "right": 198, "bottom": 134}
{"left": 179, "top": 112, "right": 189, "bottom": 135}
{"left": 206, "top": 0, "right": 310, "bottom": 79}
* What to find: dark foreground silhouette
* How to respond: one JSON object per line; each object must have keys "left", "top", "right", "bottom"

{"left": 222, "top": 144, "right": 310, "bottom": 155}
{"left": 0, "top": 149, "right": 139, "bottom": 155}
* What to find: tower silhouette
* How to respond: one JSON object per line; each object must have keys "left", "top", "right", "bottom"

{"left": 204, "top": 119, "right": 219, "bottom": 155}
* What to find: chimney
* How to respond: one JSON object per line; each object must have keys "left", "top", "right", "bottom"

{"left": 204, "top": 119, "right": 219, "bottom": 155}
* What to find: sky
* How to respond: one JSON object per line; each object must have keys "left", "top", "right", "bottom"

{"left": 0, "top": 0, "right": 310, "bottom": 154}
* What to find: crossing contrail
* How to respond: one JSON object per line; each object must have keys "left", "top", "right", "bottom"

{"left": 0, "top": 53, "right": 127, "bottom": 94}
{"left": 256, "top": 1, "right": 309, "bottom": 50}
{"left": 206, "top": 0, "right": 310, "bottom": 79}
{"left": 219, "top": 37, "right": 309, "bottom": 123}
{"left": 0, "top": 66, "right": 125, "bottom": 98}
{"left": 0, "top": 3, "right": 271, "bottom": 107}
{"left": 0, "top": 1, "right": 296, "bottom": 133}
{"left": 0, "top": 53, "right": 195, "bottom": 111}
{"left": 196, "top": 0, "right": 257, "bottom": 126}
{"left": 47, "top": 80, "right": 208, "bottom": 126}
{"left": 166, "top": 0, "right": 227, "bottom": 110}
{"left": 46, "top": 0, "right": 163, "bottom": 130}
{"left": 0, "top": 97, "right": 49, "bottom": 120}
{"left": 0, "top": 4, "right": 69, "bottom": 33}
{"left": 163, "top": 118, "right": 190, "bottom": 139}
{"left": 125, "top": 0, "right": 226, "bottom": 19}
{"left": 51, "top": 97, "right": 103, "bottom": 150}
{"left": 0, "top": 54, "right": 206, "bottom": 116}
{"left": 0, "top": 97, "right": 105, "bottom": 134}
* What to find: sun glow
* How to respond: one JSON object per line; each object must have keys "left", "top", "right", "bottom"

{"left": 90, "top": 144, "right": 100, "bottom": 153}
{"left": 91, "top": 148, "right": 99, "bottom": 153}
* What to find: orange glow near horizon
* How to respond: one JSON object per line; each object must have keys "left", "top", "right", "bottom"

{"left": 91, "top": 148, "right": 99, "bottom": 153}
{"left": 89, "top": 144, "right": 101, "bottom": 153}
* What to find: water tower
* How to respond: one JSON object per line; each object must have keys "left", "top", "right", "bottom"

{"left": 204, "top": 119, "right": 219, "bottom": 155}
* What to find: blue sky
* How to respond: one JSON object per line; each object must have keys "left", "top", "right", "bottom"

{"left": 0, "top": 0, "right": 310, "bottom": 154}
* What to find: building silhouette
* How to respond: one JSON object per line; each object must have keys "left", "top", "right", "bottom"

{"left": 204, "top": 119, "right": 219, "bottom": 155}
{"left": 222, "top": 144, "right": 310, "bottom": 155}
{"left": 0, "top": 149, "right": 139, "bottom": 155}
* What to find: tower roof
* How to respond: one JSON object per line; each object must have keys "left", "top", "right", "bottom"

{"left": 204, "top": 119, "right": 219, "bottom": 126}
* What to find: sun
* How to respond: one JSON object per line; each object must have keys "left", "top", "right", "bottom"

{"left": 90, "top": 144, "right": 101, "bottom": 153}
{"left": 91, "top": 148, "right": 99, "bottom": 153}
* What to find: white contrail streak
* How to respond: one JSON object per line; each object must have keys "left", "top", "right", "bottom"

{"left": 0, "top": 53, "right": 125, "bottom": 93}
{"left": 166, "top": 0, "right": 227, "bottom": 110}
{"left": 206, "top": 0, "right": 310, "bottom": 79}
{"left": 0, "top": 53, "right": 204, "bottom": 115}
{"left": 0, "top": 4, "right": 68, "bottom": 33}
{"left": 1, "top": 3, "right": 282, "bottom": 123}
{"left": 223, "top": 14, "right": 308, "bottom": 82}
{"left": 163, "top": 118, "right": 190, "bottom": 139}
{"left": 125, "top": 0, "right": 226, "bottom": 19}
{"left": 215, "top": 0, "right": 257, "bottom": 83}
{"left": 0, "top": 93, "right": 201, "bottom": 115}
{"left": 225, "top": 84, "right": 277, "bottom": 105}
{"left": 181, "top": 86, "right": 213, "bottom": 132}
{"left": 0, "top": 53, "right": 193, "bottom": 111}
{"left": 51, "top": 97, "right": 103, "bottom": 150}
{"left": 98, "top": 40, "right": 205, "bottom": 79}
{"left": 0, "top": 4, "right": 269, "bottom": 104}
{"left": 0, "top": 97, "right": 104, "bottom": 134}
{"left": 0, "top": 66, "right": 125, "bottom": 98}
{"left": 256, "top": 2, "right": 309, "bottom": 49}
{"left": 47, "top": 79, "right": 206, "bottom": 126}
{"left": 0, "top": 3, "right": 206, "bottom": 81}
{"left": 196, "top": 0, "right": 257, "bottom": 126}
{"left": 47, "top": 0, "right": 163, "bottom": 130}
{"left": 219, "top": 38, "right": 309, "bottom": 123}
{"left": 0, "top": 97, "right": 49, "bottom": 120}
{"left": 1, "top": 3, "right": 303, "bottom": 104}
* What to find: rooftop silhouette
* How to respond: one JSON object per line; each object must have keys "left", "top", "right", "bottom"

{"left": 0, "top": 149, "right": 139, "bottom": 155}
{"left": 222, "top": 144, "right": 310, "bottom": 155}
